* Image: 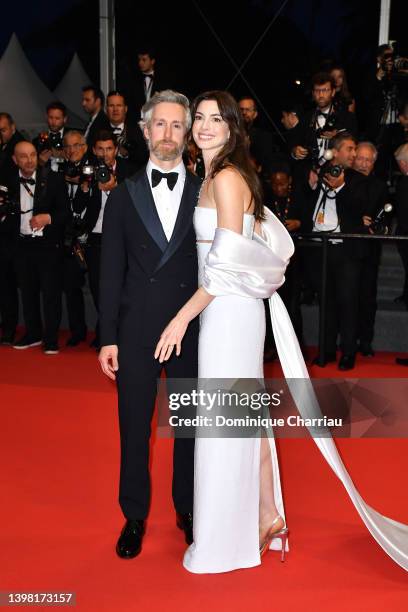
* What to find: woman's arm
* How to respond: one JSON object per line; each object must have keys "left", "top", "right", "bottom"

{"left": 155, "top": 168, "right": 248, "bottom": 363}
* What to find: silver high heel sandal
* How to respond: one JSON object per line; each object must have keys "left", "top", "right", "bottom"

{"left": 260, "top": 515, "right": 289, "bottom": 562}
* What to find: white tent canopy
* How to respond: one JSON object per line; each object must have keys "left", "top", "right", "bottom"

{"left": 0, "top": 34, "right": 85, "bottom": 138}
{"left": 54, "top": 53, "right": 92, "bottom": 121}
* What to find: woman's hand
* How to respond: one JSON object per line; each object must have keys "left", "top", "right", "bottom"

{"left": 154, "top": 314, "right": 189, "bottom": 363}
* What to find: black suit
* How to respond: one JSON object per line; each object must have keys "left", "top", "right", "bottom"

{"left": 358, "top": 174, "right": 389, "bottom": 347}
{"left": 0, "top": 130, "right": 24, "bottom": 183}
{"left": 63, "top": 178, "right": 91, "bottom": 340}
{"left": 6, "top": 167, "right": 69, "bottom": 344}
{"left": 302, "top": 169, "right": 369, "bottom": 356}
{"left": 395, "top": 175, "right": 408, "bottom": 301}
{"left": 287, "top": 106, "right": 358, "bottom": 187}
{"left": 84, "top": 110, "right": 111, "bottom": 148}
{"left": 117, "top": 68, "right": 170, "bottom": 122}
{"left": 99, "top": 166, "right": 200, "bottom": 520}
{"left": 84, "top": 158, "right": 131, "bottom": 343}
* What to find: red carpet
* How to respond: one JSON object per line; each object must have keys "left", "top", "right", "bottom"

{"left": 1, "top": 337, "right": 408, "bottom": 611}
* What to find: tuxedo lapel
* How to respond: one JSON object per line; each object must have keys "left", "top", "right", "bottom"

{"left": 125, "top": 170, "right": 168, "bottom": 252}
{"left": 153, "top": 173, "right": 197, "bottom": 273}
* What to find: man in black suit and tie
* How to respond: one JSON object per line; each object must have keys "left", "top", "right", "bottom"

{"left": 83, "top": 130, "right": 133, "bottom": 349}
{"left": 106, "top": 90, "right": 148, "bottom": 170}
{"left": 301, "top": 132, "right": 369, "bottom": 370}
{"left": 118, "top": 48, "right": 169, "bottom": 122}
{"left": 99, "top": 90, "right": 200, "bottom": 558}
{"left": 81, "top": 86, "right": 110, "bottom": 148}
{"left": 7, "top": 142, "right": 69, "bottom": 354}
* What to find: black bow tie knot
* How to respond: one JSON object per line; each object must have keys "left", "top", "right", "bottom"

{"left": 20, "top": 177, "right": 35, "bottom": 185}
{"left": 151, "top": 169, "right": 178, "bottom": 191}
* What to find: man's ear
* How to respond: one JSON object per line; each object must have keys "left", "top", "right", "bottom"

{"left": 253, "top": 110, "right": 258, "bottom": 120}
{"left": 143, "top": 125, "right": 150, "bottom": 142}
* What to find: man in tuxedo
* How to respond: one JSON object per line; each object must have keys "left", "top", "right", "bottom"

{"left": 81, "top": 86, "right": 110, "bottom": 147}
{"left": 302, "top": 132, "right": 369, "bottom": 370}
{"left": 32, "top": 102, "right": 69, "bottom": 173}
{"left": 106, "top": 90, "right": 148, "bottom": 170}
{"left": 0, "top": 113, "right": 24, "bottom": 182}
{"left": 61, "top": 130, "right": 91, "bottom": 346}
{"left": 7, "top": 142, "right": 69, "bottom": 354}
{"left": 83, "top": 130, "right": 132, "bottom": 349}
{"left": 394, "top": 144, "right": 408, "bottom": 366}
{"left": 118, "top": 48, "right": 169, "bottom": 122}
{"left": 0, "top": 113, "right": 24, "bottom": 343}
{"left": 353, "top": 142, "right": 389, "bottom": 357}
{"left": 288, "top": 72, "right": 357, "bottom": 185}
{"left": 99, "top": 90, "right": 200, "bottom": 558}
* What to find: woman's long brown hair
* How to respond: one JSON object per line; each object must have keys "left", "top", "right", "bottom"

{"left": 190, "top": 90, "right": 265, "bottom": 221}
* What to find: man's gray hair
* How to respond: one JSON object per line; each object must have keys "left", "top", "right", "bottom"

{"left": 63, "top": 129, "right": 86, "bottom": 144}
{"left": 395, "top": 143, "right": 408, "bottom": 162}
{"left": 356, "top": 141, "right": 378, "bottom": 161}
{"left": 140, "top": 90, "right": 191, "bottom": 130}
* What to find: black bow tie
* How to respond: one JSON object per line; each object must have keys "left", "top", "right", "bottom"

{"left": 144, "top": 73, "right": 153, "bottom": 80}
{"left": 151, "top": 169, "right": 178, "bottom": 190}
{"left": 318, "top": 111, "right": 329, "bottom": 118}
{"left": 20, "top": 177, "right": 35, "bottom": 185}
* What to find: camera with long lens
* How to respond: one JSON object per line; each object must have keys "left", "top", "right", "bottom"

{"left": 317, "top": 149, "right": 344, "bottom": 180}
{"left": 370, "top": 203, "right": 393, "bottom": 235}
{"left": 81, "top": 159, "right": 112, "bottom": 184}
{"left": 0, "top": 185, "right": 19, "bottom": 217}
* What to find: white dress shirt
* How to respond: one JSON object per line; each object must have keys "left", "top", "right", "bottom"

{"left": 19, "top": 170, "right": 43, "bottom": 237}
{"left": 110, "top": 122, "right": 125, "bottom": 135}
{"left": 84, "top": 112, "right": 98, "bottom": 141}
{"left": 143, "top": 72, "right": 154, "bottom": 101}
{"left": 312, "top": 183, "right": 345, "bottom": 243}
{"left": 146, "top": 159, "right": 186, "bottom": 241}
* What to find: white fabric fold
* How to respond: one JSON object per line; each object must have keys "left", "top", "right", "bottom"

{"left": 201, "top": 207, "right": 408, "bottom": 571}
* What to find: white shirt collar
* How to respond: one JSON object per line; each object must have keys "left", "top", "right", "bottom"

{"left": 110, "top": 122, "right": 125, "bottom": 130}
{"left": 19, "top": 170, "right": 37, "bottom": 181}
{"left": 146, "top": 159, "right": 186, "bottom": 187}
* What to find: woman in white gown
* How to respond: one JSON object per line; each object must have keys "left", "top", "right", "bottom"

{"left": 155, "top": 91, "right": 408, "bottom": 574}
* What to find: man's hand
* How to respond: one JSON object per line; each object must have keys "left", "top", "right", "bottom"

{"left": 285, "top": 219, "right": 301, "bottom": 232}
{"left": 38, "top": 149, "right": 52, "bottom": 166}
{"left": 99, "top": 345, "right": 119, "bottom": 380}
{"left": 323, "top": 170, "right": 345, "bottom": 190}
{"left": 65, "top": 174, "right": 80, "bottom": 185}
{"left": 309, "top": 169, "right": 319, "bottom": 189}
{"left": 292, "top": 145, "right": 309, "bottom": 160}
{"left": 363, "top": 215, "right": 374, "bottom": 234}
{"left": 98, "top": 174, "right": 117, "bottom": 192}
{"left": 30, "top": 213, "right": 51, "bottom": 230}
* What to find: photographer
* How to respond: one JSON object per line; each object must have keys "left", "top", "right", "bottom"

{"left": 363, "top": 45, "right": 408, "bottom": 181}
{"left": 62, "top": 130, "right": 91, "bottom": 347}
{"left": 82, "top": 131, "right": 132, "bottom": 348}
{"left": 353, "top": 142, "right": 389, "bottom": 357}
{"left": 287, "top": 72, "right": 357, "bottom": 183}
{"left": 6, "top": 142, "right": 69, "bottom": 354}
{"left": 106, "top": 90, "right": 147, "bottom": 170}
{"left": 0, "top": 113, "right": 24, "bottom": 183}
{"left": 32, "top": 101, "right": 69, "bottom": 173}
{"left": 82, "top": 85, "right": 110, "bottom": 148}
{"left": 302, "top": 132, "right": 369, "bottom": 370}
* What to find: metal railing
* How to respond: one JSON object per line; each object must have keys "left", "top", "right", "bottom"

{"left": 293, "top": 232, "right": 408, "bottom": 365}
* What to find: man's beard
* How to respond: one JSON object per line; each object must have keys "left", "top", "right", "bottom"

{"left": 150, "top": 139, "right": 184, "bottom": 161}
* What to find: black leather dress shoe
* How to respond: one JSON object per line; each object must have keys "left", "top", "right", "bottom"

{"left": 176, "top": 512, "right": 193, "bottom": 545}
{"left": 66, "top": 334, "right": 86, "bottom": 347}
{"left": 116, "top": 519, "right": 145, "bottom": 559}
{"left": 396, "top": 357, "right": 408, "bottom": 366}
{"left": 311, "top": 352, "right": 336, "bottom": 367}
{"left": 338, "top": 354, "right": 356, "bottom": 371}
{"left": 360, "top": 344, "right": 375, "bottom": 357}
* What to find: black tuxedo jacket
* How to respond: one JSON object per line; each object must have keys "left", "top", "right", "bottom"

{"left": 0, "top": 130, "right": 24, "bottom": 183}
{"left": 118, "top": 67, "right": 170, "bottom": 121}
{"left": 301, "top": 168, "right": 370, "bottom": 259}
{"left": 3, "top": 166, "right": 69, "bottom": 244}
{"left": 365, "top": 174, "right": 389, "bottom": 218}
{"left": 99, "top": 166, "right": 201, "bottom": 347}
{"left": 395, "top": 175, "right": 408, "bottom": 233}
{"left": 287, "top": 107, "right": 358, "bottom": 153}
{"left": 85, "top": 110, "right": 111, "bottom": 147}
{"left": 83, "top": 158, "right": 132, "bottom": 234}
